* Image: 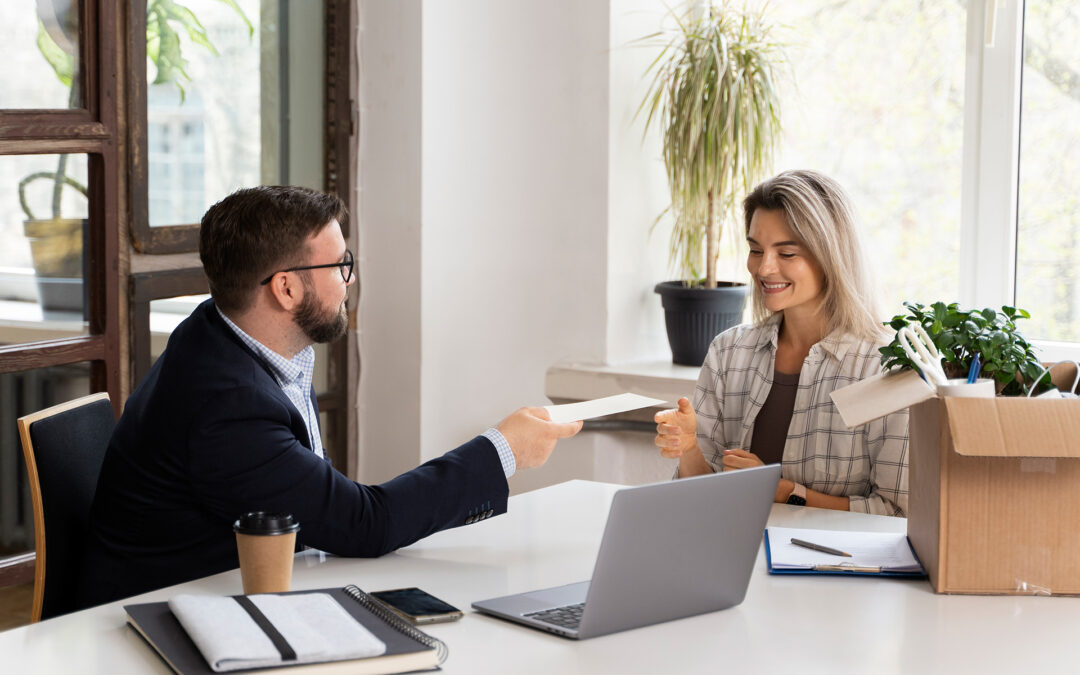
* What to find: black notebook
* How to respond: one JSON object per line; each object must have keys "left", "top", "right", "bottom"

{"left": 125, "top": 585, "right": 445, "bottom": 674}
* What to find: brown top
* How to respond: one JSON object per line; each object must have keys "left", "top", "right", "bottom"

{"left": 750, "top": 370, "right": 800, "bottom": 466}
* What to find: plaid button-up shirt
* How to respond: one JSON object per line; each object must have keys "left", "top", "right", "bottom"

{"left": 691, "top": 316, "right": 909, "bottom": 516}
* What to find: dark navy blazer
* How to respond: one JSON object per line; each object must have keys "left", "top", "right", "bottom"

{"left": 76, "top": 300, "right": 507, "bottom": 608}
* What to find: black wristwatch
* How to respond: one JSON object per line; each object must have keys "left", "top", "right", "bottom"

{"left": 786, "top": 483, "right": 807, "bottom": 506}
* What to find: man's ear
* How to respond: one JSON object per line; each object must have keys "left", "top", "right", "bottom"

{"left": 266, "top": 272, "right": 304, "bottom": 311}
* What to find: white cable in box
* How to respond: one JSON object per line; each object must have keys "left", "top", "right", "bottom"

{"left": 829, "top": 368, "right": 1080, "bottom": 595}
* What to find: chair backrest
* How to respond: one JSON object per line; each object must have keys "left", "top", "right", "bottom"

{"left": 17, "top": 392, "right": 115, "bottom": 622}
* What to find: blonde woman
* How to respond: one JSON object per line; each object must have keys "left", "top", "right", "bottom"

{"left": 654, "top": 170, "right": 909, "bottom": 516}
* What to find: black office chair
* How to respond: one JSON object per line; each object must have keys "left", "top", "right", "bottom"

{"left": 17, "top": 392, "right": 115, "bottom": 622}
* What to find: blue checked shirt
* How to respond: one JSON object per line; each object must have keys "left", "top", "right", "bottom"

{"left": 218, "top": 308, "right": 324, "bottom": 459}
{"left": 218, "top": 307, "right": 517, "bottom": 477}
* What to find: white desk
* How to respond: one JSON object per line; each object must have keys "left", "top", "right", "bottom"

{"left": 2, "top": 479, "right": 1077, "bottom": 674}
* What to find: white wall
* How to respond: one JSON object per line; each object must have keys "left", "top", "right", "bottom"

{"left": 356, "top": 0, "right": 424, "bottom": 481}
{"left": 606, "top": 0, "right": 675, "bottom": 364}
{"left": 357, "top": 0, "right": 674, "bottom": 489}
{"left": 420, "top": 1, "right": 609, "bottom": 462}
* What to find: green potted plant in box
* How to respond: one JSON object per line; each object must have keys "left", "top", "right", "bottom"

{"left": 22, "top": 0, "right": 251, "bottom": 313}
{"left": 639, "top": 1, "right": 785, "bottom": 365}
{"left": 879, "top": 301, "right": 1050, "bottom": 396}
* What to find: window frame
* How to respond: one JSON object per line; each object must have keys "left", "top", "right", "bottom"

{"left": 0, "top": 0, "right": 123, "bottom": 586}
{"left": 962, "top": 0, "right": 1080, "bottom": 361}
{"left": 0, "top": 0, "right": 122, "bottom": 401}
{"left": 124, "top": 0, "right": 355, "bottom": 470}
{"left": 127, "top": 0, "right": 199, "bottom": 254}
{"left": 961, "top": 0, "right": 1023, "bottom": 312}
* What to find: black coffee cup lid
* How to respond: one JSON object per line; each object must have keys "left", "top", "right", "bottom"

{"left": 233, "top": 511, "right": 300, "bottom": 536}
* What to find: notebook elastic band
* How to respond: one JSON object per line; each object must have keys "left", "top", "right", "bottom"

{"left": 233, "top": 596, "right": 297, "bottom": 662}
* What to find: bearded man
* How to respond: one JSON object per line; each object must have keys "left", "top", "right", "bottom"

{"left": 77, "top": 186, "right": 580, "bottom": 608}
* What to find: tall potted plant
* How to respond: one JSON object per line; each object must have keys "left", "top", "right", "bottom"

{"left": 640, "top": 2, "right": 784, "bottom": 365}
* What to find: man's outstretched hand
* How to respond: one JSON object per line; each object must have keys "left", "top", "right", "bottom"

{"left": 496, "top": 407, "right": 583, "bottom": 470}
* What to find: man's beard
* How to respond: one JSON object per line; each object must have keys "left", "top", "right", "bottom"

{"left": 294, "top": 290, "right": 348, "bottom": 344}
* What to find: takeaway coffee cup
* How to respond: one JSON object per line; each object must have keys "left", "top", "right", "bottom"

{"left": 233, "top": 512, "right": 300, "bottom": 594}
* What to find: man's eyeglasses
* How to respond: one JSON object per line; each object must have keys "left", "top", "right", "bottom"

{"left": 260, "top": 249, "right": 354, "bottom": 286}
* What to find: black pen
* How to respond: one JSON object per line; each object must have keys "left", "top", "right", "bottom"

{"left": 790, "top": 538, "right": 852, "bottom": 557}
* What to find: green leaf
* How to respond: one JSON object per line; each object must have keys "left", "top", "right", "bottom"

{"left": 1019, "top": 362, "right": 1042, "bottom": 381}
{"left": 144, "top": 0, "right": 253, "bottom": 101}
{"left": 933, "top": 303, "right": 946, "bottom": 324}
{"left": 942, "top": 313, "right": 962, "bottom": 328}
{"left": 211, "top": 0, "right": 254, "bottom": 37}
{"left": 36, "top": 20, "right": 74, "bottom": 87}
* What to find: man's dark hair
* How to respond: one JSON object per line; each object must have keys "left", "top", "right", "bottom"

{"left": 199, "top": 186, "right": 347, "bottom": 312}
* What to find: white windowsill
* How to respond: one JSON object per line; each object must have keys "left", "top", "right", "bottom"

{"left": 0, "top": 298, "right": 192, "bottom": 357}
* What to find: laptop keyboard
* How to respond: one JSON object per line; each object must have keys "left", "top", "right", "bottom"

{"left": 524, "top": 602, "right": 585, "bottom": 630}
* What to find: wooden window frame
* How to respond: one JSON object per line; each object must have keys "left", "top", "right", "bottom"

{"left": 127, "top": 0, "right": 353, "bottom": 253}
{"left": 0, "top": 0, "right": 124, "bottom": 585}
{"left": 0, "top": 0, "right": 122, "bottom": 407}
{"left": 124, "top": 0, "right": 355, "bottom": 470}
{"left": 127, "top": 0, "right": 197, "bottom": 254}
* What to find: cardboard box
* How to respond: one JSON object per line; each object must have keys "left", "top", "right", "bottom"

{"left": 831, "top": 369, "right": 1080, "bottom": 595}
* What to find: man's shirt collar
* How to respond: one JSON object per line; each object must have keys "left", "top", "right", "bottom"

{"left": 216, "top": 306, "right": 313, "bottom": 387}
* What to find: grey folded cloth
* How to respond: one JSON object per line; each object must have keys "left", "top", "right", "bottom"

{"left": 169, "top": 592, "right": 386, "bottom": 672}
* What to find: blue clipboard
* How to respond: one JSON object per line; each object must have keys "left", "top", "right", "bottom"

{"left": 763, "top": 529, "right": 927, "bottom": 578}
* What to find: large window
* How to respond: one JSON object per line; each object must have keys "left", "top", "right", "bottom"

{"left": 0, "top": 3, "right": 83, "bottom": 109}
{"left": 0, "top": 1, "right": 355, "bottom": 610}
{"left": 745, "top": 1, "right": 1079, "bottom": 357}
{"left": 963, "top": 0, "right": 1080, "bottom": 358}
{"left": 766, "top": 2, "right": 967, "bottom": 314}
{"left": 0, "top": 1, "right": 122, "bottom": 587}
{"left": 1014, "top": 2, "right": 1080, "bottom": 342}
{"left": 128, "top": 0, "right": 354, "bottom": 473}
{"left": 144, "top": 0, "right": 261, "bottom": 229}
{"left": 0, "top": 153, "right": 91, "bottom": 333}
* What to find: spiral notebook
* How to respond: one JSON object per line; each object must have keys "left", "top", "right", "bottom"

{"left": 125, "top": 585, "right": 446, "bottom": 674}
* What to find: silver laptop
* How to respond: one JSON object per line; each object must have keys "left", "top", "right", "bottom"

{"left": 472, "top": 464, "right": 780, "bottom": 639}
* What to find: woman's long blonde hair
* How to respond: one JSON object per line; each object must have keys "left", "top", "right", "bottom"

{"left": 742, "top": 170, "right": 884, "bottom": 341}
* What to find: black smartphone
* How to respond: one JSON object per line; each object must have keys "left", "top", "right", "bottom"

{"left": 370, "top": 587, "right": 464, "bottom": 625}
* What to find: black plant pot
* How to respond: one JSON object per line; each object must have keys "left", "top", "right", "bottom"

{"left": 655, "top": 281, "right": 749, "bottom": 366}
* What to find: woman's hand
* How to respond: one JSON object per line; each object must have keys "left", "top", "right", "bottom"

{"left": 721, "top": 448, "right": 766, "bottom": 471}
{"left": 654, "top": 397, "right": 698, "bottom": 459}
